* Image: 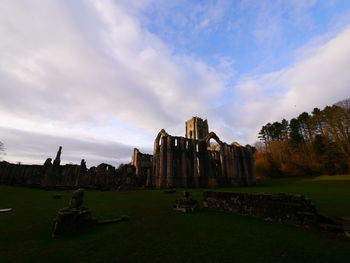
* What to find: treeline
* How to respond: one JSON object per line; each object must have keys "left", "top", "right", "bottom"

{"left": 255, "top": 100, "right": 350, "bottom": 177}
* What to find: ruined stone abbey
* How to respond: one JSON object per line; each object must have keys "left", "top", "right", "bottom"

{"left": 133, "top": 117, "right": 255, "bottom": 188}
{"left": 0, "top": 117, "right": 255, "bottom": 189}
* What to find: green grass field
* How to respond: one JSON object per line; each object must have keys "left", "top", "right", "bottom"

{"left": 1, "top": 176, "right": 350, "bottom": 263}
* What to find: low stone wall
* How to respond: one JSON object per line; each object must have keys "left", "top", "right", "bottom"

{"left": 0, "top": 161, "right": 143, "bottom": 190}
{"left": 203, "top": 191, "right": 344, "bottom": 232}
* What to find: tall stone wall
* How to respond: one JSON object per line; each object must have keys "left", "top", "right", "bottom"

{"left": 150, "top": 129, "right": 255, "bottom": 188}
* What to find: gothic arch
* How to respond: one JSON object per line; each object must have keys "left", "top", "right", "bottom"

{"left": 204, "top": 132, "right": 224, "bottom": 147}
{"left": 153, "top": 129, "right": 169, "bottom": 153}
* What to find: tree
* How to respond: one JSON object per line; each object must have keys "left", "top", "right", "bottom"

{"left": 280, "top": 119, "right": 289, "bottom": 140}
{"left": 258, "top": 125, "right": 268, "bottom": 146}
{"left": 298, "top": 112, "right": 315, "bottom": 142}
{"left": 289, "top": 118, "right": 303, "bottom": 146}
{"left": 256, "top": 101, "right": 350, "bottom": 177}
{"left": 323, "top": 105, "right": 350, "bottom": 156}
{"left": 311, "top": 107, "right": 325, "bottom": 135}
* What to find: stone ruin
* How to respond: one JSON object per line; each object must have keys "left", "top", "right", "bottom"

{"left": 0, "top": 117, "right": 255, "bottom": 190}
{"left": 134, "top": 117, "right": 256, "bottom": 188}
{"left": 131, "top": 148, "right": 153, "bottom": 187}
{"left": 52, "top": 188, "right": 96, "bottom": 236}
{"left": 52, "top": 188, "right": 130, "bottom": 236}
{"left": 0, "top": 147, "right": 140, "bottom": 190}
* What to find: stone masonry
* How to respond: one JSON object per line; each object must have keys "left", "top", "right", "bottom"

{"left": 203, "top": 191, "right": 346, "bottom": 234}
{"left": 148, "top": 117, "right": 255, "bottom": 188}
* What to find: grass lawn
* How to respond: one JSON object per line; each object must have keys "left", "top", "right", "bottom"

{"left": 0, "top": 176, "right": 350, "bottom": 263}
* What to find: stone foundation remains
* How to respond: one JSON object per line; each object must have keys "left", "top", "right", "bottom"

{"left": 203, "top": 191, "right": 346, "bottom": 234}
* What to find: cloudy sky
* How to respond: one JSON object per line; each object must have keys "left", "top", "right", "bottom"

{"left": 1, "top": 0, "right": 350, "bottom": 166}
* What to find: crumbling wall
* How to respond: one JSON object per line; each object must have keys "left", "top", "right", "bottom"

{"left": 0, "top": 160, "right": 140, "bottom": 190}
{"left": 131, "top": 148, "right": 152, "bottom": 186}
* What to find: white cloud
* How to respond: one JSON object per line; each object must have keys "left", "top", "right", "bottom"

{"left": 0, "top": 0, "right": 225, "bottom": 164}
{"left": 230, "top": 26, "right": 350, "bottom": 143}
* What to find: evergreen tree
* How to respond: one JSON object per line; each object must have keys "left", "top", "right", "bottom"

{"left": 289, "top": 118, "right": 303, "bottom": 146}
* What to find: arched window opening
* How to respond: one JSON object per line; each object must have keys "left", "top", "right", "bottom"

{"left": 208, "top": 138, "right": 221, "bottom": 151}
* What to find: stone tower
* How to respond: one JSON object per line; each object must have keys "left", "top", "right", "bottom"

{"left": 185, "top": 117, "right": 209, "bottom": 140}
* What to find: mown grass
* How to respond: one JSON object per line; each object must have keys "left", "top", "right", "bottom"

{"left": 0, "top": 176, "right": 350, "bottom": 263}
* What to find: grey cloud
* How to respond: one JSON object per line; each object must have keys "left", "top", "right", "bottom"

{"left": 0, "top": 126, "right": 150, "bottom": 167}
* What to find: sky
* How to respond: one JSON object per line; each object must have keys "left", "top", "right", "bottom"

{"left": 1, "top": 0, "right": 350, "bottom": 167}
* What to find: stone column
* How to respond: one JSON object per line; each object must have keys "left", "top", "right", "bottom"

{"left": 159, "top": 136, "right": 167, "bottom": 188}
{"left": 166, "top": 136, "right": 174, "bottom": 188}
{"left": 180, "top": 138, "right": 187, "bottom": 188}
